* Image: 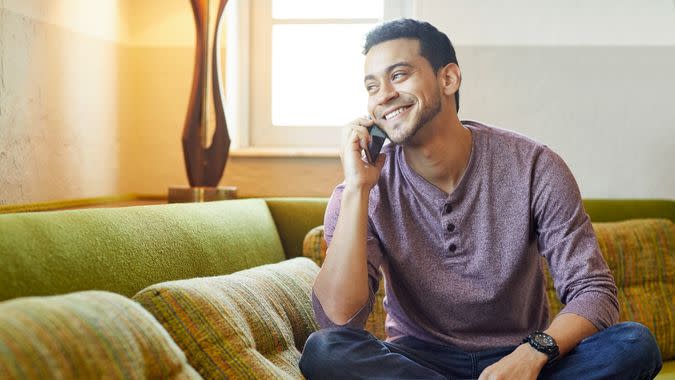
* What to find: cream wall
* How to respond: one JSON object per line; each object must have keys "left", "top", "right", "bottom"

{"left": 3, "top": 0, "right": 122, "bottom": 41}
{"left": 0, "top": 0, "right": 123, "bottom": 205}
{"left": 414, "top": 0, "right": 675, "bottom": 199}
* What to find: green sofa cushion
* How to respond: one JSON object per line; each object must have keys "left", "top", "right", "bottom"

{"left": 133, "top": 257, "right": 319, "bottom": 379}
{"left": 659, "top": 360, "right": 675, "bottom": 379}
{"left": 582, "top": 199, "right": 675, "bottom": 222}
{"left": 0, "top": 199, "right": 286, "bottom": 301}
{"left": 545, "top": 219, "right": 675, "bottom": 360}
{"left": 0, "top": 291, "right": 201, "bottom": 379}
{"left": 265, "top": 197, "right": 329, "bottom": 259}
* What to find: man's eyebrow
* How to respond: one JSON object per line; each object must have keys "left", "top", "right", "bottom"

{"left": 364, "top": 61, "right": 414, "bottom": 83}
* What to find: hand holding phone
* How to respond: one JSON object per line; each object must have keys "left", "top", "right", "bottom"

{"left": 365, "top": 124, "right": 387, "bottom": 164}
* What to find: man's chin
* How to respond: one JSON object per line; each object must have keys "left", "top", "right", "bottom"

{"left": 383, "top": 128, "right": 406, "bottom": 145}
{"left": 388, "top": 123, "right": 423, "bottom": 145}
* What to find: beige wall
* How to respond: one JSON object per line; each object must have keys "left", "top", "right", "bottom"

{"left": 0, "top": 0, "right": 122, "bottom": 205}
{"left": 417, "top": 0, "right": 675, "bottom": 198}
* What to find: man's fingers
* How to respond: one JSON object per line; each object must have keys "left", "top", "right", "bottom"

{"left": 340, "top": 116, "right": 379, "bottom": 161}
{"left": 355, "top": 117, "right": 375, "bottom": 128}
{"left": 342, "top": 118, "right": 371, "bottom": 144}
{"left": 345, "top": 127, "right": 371, "bottom": 149}
{"left": 346, "top": 130, "right": 368, "bottom": 151}
{"left": 375, "top": 153, "right": 387, "bottom": 169}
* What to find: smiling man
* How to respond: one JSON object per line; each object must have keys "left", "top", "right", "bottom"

{"left": 299, "top": 19, "right": 662, "bottom": 379}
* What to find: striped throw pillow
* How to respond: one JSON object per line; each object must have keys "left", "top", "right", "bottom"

{"left": 0, "top": 291, "right": 201, "bottom": 379}
{"left": 133, "top": 257, "right": 319, "bottom": 379}
{"left": 545, "top": 219, "right": 674, "bottom": 360}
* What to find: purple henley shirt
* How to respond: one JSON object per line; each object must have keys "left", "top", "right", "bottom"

{"left": 313, "top": 120, "right": 619, "bottom": 352}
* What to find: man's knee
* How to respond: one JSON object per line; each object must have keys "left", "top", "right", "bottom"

{"left": 299, "top": 328, "right": 371, "bottom": 377}
{"left": 605, "top": 322, "right": 662, "bottom": 377}
{"left": 610, "top": 322, "right": 658, "bottom": 350}
{"left": 303, "top": 327, "right": 369, "bottom": 354}
{"left": 616, "top": 323, "right": 661, "bottom": 362}
{"left": 302, "top": 328, "right": 342, "bottom": 359}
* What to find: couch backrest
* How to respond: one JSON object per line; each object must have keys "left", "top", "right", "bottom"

{"left": 582, "top": 199, "right": 674, "bottom": 222}
{"left": 544, "top": 218, "right": 674, "bottom": 360}
{"left": 0, "top": 199, "right": 286, "bottom": 302}
{"left": 264, "top": 197, "right": 329, "bottom": 259}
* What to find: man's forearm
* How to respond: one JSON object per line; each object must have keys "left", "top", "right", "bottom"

{"left": 313, "top": 186, "right": 372, "bottom": 325}
{"left": 544, "top": 312, "right": 599, "bottom": 357}
{"left": 480, "top": 312, "right": 601, "bottom": 379}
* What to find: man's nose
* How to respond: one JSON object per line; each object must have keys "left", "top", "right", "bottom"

{"left": 376, "top": 82, "right": 398, "bottom": 105}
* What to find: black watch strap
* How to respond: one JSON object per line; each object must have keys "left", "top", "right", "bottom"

{"left": 523, "top": 331, "right": 560, "bottom": 364}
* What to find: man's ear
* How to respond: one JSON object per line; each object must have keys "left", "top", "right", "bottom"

{"left": 439, "top": 63, "right": 461, "bottom": 96}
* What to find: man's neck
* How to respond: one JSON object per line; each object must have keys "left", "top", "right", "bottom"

{"left": 403, "top": 114, "right": 472, "bottom": 195}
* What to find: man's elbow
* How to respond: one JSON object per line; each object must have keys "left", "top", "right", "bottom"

{"left": 320, "top": 296, "right": 369, "bottom": 325}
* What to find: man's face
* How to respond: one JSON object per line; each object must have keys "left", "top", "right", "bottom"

{"left": 364, "top": 38, "right": 442, "bottom": 144}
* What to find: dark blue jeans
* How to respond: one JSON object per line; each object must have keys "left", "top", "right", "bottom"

{"left": 299, "top": 322, "right": 662, "bottom": 380}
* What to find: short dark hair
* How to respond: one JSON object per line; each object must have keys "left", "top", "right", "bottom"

{"left": 363, "top": 19, "right": 460, "bottom": 112}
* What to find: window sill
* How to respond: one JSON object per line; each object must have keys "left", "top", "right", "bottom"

{"left": 230, "top": 147, "right": 339, "bottom": 158}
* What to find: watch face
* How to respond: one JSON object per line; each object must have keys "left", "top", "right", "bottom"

{"left": 533, "top": 333, "right": 554, "bottom": 347}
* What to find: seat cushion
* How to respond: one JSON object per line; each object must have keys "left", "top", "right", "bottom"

{"left": 545, "top": 219, "right": 674, "bottom": 360}
{"left": 0, "top": 291, "right": 201, "bottom": 379}
{"left": 133, "top": 257, "right": 319, "bottom": 379}
{"left": 657, "top": 360, "right": 675, "bottom": 379}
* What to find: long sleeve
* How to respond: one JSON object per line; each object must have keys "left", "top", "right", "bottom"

{"left": 532, "top": 148, "right": 620, "bottom": 330}
{"left": 312, "top": 184, "right": 385, "bottom": 329}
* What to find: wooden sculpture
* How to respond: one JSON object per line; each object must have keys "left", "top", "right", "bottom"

{"left": 170, "top": 0, "right": 236, "bottom": 202}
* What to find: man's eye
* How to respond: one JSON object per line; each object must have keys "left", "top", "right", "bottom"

{"left": 392, "top": 72, "right": 407, "bottom": 81}
{"left": 366, "top": 85, "right": 378, "bottom": 93}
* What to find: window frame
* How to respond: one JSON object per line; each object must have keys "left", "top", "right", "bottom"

{"left": 225, "top": 0, "right": 414, "bottom": 155}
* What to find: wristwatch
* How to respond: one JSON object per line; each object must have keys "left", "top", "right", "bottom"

{"left": 523, "top": 331, "right": 560, "bottom": 364}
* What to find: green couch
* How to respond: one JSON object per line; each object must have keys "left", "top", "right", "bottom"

{"left": 0, "top": 198, "right": 672, "bottom": 378}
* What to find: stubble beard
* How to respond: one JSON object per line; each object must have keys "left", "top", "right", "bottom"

{"left": 390, "top": 91, "right": 442, "bottom": 145}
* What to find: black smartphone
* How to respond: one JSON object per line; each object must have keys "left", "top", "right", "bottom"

{"left": 365, "top": 124, "right": 388, "bottom": 164}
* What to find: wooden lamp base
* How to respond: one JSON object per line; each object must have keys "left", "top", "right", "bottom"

{"left": 168, "top": 185, "right": 237, "bottom": 203}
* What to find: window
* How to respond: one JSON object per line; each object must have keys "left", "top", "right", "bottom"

{"left": 225, "top": 0, "right": 412, "bottom": 153}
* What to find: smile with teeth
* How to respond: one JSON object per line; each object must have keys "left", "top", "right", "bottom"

{"left": 384, "top": 105, "right": 411, "bottom": 120}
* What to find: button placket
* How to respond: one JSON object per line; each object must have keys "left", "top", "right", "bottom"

{"left": 442, "top": 202, "right": 459, "bottom": 255}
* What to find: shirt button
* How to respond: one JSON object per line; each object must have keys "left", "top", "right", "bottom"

{"left": 448, "top": 244, "right": 457, "bottom": 252}
{"left": 447, "top": 223, "right": 455, "bottom": 232}
{"left": 444, "top": 203, "right": 452, "bottom": 214}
